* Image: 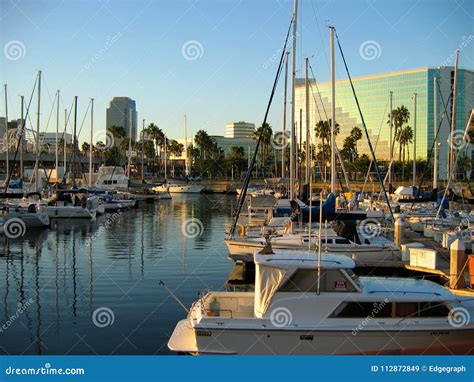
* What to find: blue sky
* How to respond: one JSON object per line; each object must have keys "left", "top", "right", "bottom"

{"left": 1, "top": 0, "right": 473, "bottom": 144}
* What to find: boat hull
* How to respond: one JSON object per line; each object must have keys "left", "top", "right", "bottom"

{"left": 169, "top": 320, "right": 474, "bottom": 355}
{"left": 225, "top": 239, "right": 401, "bottom": 266}
{"left": 41, "top": 206, "right": 95, "bottom": 219}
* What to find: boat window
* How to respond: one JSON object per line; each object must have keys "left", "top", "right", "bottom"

{"left": 335, "top": 238, "right": 351, "bottom": 244}
{"left": 394, "top": 302, "right": 449, "bottom": 317}
{"left": 279, "top": 269, "right": 356, "bottom": 293}
{"left": 330, "top": 301, "right": 449, "bottom": 318}
{"left": 330, "top": 302, "right": 392, "bottom": 318}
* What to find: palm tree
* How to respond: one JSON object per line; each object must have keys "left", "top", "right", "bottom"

{"left": 398, "top": 125, "right": 413, "bottom": 180}
{"left": 145, "top": 123, "right": 164, "bottom": 174}
{"left": 314, "top": 119, "right": 339, "bottom": 179}
{"left": 107, "top": 125, "right": 126, "bottom": 145}
{"left": 194, "top": 130, "right": 211, "bottom": 159}
{"left": 169, "top": 140, "right": 184, "bottom": 158}
{"left": 252, "top": 123, "right": 273, "bottom": 175}
{"left": 82, "top": 142, "right": 90, "bottom": 153}
{"left": 388, "top": 106, "right": 410, "bottom": 161}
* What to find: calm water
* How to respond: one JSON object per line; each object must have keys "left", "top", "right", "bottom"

{"left": 0, "top": 194, "right": 236, "bottom": 355}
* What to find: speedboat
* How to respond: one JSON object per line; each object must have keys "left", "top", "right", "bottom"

{"left": 168, "top": 248, "right": 474, "bottom": 355}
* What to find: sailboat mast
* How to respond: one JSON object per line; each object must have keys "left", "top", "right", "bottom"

{"left": 72, "top": 96, "right": 78, "bottom": 188}
{"left": 282, "top": 52, "right": 289, "bottom": 179}
{"left": 433, "top": 77, "right": 438, "bottom": 190}
{"left": 289, "top": 0, "right": 298, "bottom": 200}
{"left": 127, "top": 110, "right": 132, "bottom": 179}
{"left": 164, "top": 133, "right": 167, "bottom": 180}
{"left": 305, "top": 57, "right": 310, "bottom": 184}
{"left": 55, "top": 90, "right": 60, "bottom": 182}
{"left": 20, "top": 96, "right": 24, "bottom": 180}
{"left": 4, "top": 84, "right": 9, "bottom": 179}
{"left": 329, "top": 26, "right": 336, "bottom": 194}
{"left": 184, "top": 114, "right": 190, "bottom": 176}
{"left": 412, "top": 92, "right": 417, "bottom": 187}
{"left": 141, "top": 119, "right": 145, "bottom": 182}
{"left": 63, "top": 108, "right": 67, "bottom": 181}
{"left": 89, "top": 98, "right": 94, "bottom": 186}
{"left": 389, "top": 91, "right": 393, "bottom": 189}
{"left": 34, "top": 70, "right": 42, "bottom": 193}
{"left": 448, "top": 50, "right": 459, "bottom": 188}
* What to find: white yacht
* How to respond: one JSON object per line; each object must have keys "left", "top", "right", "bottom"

{"left": 153, "top": 183, "right": 204, "bottom": 194}
{"left": 90, "top": 166, "right": 129, "bottom": 191}
{"left": 168, "top": 249, "right": 474, "bottom": 355}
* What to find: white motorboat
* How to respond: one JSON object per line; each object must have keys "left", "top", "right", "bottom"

{"left": 168, "top": 249, "right": 474, "bottom": 355}
{"left": 153, "top": 183, "right": 204, "bottom": 194}
{"left": 89, "top": 165, "right": 129, "bottom": 191}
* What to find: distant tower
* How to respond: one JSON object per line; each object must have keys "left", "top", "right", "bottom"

{"left": 106, "top": 97, "right": 137, "bottom": 140}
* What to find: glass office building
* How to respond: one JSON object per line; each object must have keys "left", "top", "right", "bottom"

{"left": 295, "top": 67, "right": 473, "bottom": 179}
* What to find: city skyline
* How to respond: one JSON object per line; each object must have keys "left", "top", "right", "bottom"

{"left": 1, "top": 0, "right": 473, "bottom": 146}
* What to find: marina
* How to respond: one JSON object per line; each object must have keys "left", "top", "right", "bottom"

{"left": 1, "top": 0, "right": 473, "bottom": 360}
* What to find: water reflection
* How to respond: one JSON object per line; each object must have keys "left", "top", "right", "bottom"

{"left": 0, "top": 194, "right": 234, "bottom": 354}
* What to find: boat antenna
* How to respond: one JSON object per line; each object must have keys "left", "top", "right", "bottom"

{"left": 334, "top": 29, "right": 394, "bottom": 222}
{"left": 228, "top": 17, "right": 293, "bottom": 238}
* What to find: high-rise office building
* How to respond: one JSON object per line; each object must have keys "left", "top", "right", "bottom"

{"left": 225, "top": 121, "right": 255, "bottom": 139}
{"left": 294, "top": 66, "right": 473, "bottom": 179}
{"left": 106, "top": 97, "right": 137, "bottom": 140}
